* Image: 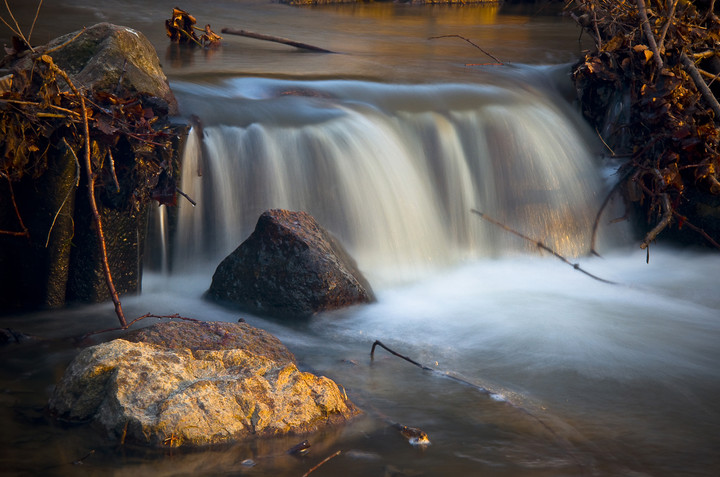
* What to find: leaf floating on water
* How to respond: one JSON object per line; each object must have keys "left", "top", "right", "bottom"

{"left": 398, "top": 425, "right": 431, "bottom": 446}
{"left": 287, "top": 439, "right": 312, "bottom": 456}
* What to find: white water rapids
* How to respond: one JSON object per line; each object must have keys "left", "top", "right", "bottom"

{"left": 170, "top": 75, "right": 611, "bottom": 285}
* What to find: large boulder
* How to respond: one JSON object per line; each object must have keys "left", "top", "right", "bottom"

{"left": 48, "top": 321, "right": 359, "bottom": 447}
{"left": 206, "top": 209, "right": 375, "bottom": 319}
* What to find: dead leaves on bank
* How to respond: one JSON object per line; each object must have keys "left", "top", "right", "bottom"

{"left": 570, "top": 0, "right": 720, "bottom": 248}
{"left": 165, "top": 7, "right": 221, "bottom": 47}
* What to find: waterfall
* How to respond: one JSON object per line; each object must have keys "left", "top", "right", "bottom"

{"left": 171, "top": 76, "right": 608, "bottom": 285}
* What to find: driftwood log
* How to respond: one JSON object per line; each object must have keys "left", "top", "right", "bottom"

{"left": 221, "top": 28, "right": 334, "bottom": 53}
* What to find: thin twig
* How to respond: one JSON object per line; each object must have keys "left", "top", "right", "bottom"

{"left": 176, "top": 187, "right": 197, "bottom": 206}
{"left": 429, "top": 34, "right": 504, "bottom": 65}
{"left": 26, "top": 0, "right": 43, "bottom": 45}
{"left": 595, "top": 127, "right": 616, "bottom": 156}
{"left": 592, "top": 6, "right": 603, "bottom": 50}
{"left": 471, "top": 210, "right": 616, "bottom": 284}
{"left": 301, "top": 450, "right": 341, "bottom": 477}
{"left": 45, "top": 138, "right": 80, "bottom": 247}
{"left": 80, "top": 313, "right": 202, "bottom": 340}
{"left": 40, "top": 55, "right": 127, "bottom": 327}
{"left": 680, "top": 52, "right": 720, "bottom": 122}
{"left": 590, "top": 182, "right": 621, "bottom": 256}
{"left": 590, "top": 166, "right": 635, "bottom": 255}
{"left": 640, "top": 192, "right": 672, "bottom": 249}
{"left": 658, "top": 0, "right": 678, "bottom": 52}
{"left": 2, "top": 0, "right": 34, "bottom": 51}
{"left": 672, "top": 211, "right": 720, "bottom": 249}
{"left": 44, "top": 27, "right": 86, "bottom": 55}
{"left": 0, "top": 173, "right": 30, "bottom": 238}
{"left": 71, "top": 449, "right": 95, "bottom": 466}
{"left": 636, "top": 0, "right": 663, "bottom": 71}
{"left": 371, "top": 340, "right": 432, "bottom": 370}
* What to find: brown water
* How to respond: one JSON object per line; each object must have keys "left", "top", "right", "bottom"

{"left": 2, "top": 2, "right": 720, "bottom": 477}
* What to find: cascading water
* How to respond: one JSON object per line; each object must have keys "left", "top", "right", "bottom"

{"left": 170, "top": 76, "right": 609, "bottom": 284}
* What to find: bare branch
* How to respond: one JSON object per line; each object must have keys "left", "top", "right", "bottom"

{"left": 40, "top": 55, "right": 127, "bottom": 327}
{"left": 471, "top": 210, "right": 616, "bottom": 284}
{"left": 429, "top": 34, "right": 503, "bottom": 65}
{"left": 636, "top": 0, "right": 663, "bottom": 71}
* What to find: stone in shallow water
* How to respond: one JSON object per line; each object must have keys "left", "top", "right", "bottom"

{"left": 48, "top": 321, "right": 360, "bottom": 447}
{"left": 206, "top": 209, "right": 375, "bottom": 319}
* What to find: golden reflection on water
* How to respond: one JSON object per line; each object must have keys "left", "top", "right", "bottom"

{"left": 315, "top": 3, "right": 501, "bottom": 25}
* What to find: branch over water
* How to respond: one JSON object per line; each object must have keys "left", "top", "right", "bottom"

{"left": 471, "top": 210, "right": 616, "bottom": 285}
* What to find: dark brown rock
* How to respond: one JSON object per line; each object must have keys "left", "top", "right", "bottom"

{"left": 49, "top": 321, "right": 360, "bottom": 447}
{"left": 206, "top": 209, "right": 375, "bottom": 319}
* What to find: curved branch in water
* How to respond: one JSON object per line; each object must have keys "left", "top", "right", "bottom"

{"left": 471, "top": 210, "right": 616, "bottom": 285}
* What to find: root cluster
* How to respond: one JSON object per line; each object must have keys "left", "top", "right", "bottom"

{"left": 570, "top": 0, "right": 720, "bottom": 248}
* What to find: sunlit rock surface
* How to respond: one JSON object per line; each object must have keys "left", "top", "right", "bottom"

{"left": 206, "top": 209, "right": 375, "bottom": 319}
{"left": 48, "top": 321, "right": 359, "bottom": 447}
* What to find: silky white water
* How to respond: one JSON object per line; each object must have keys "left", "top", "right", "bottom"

{"left": 170, "top": 76, "right": 608, "bottom": 285}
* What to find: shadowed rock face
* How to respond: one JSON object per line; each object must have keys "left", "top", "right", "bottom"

{"left": 206, "top": 209, "right": 375, "bottom": 319}
{"left": 49, "top": 321, "right": 360, "bottom": 447}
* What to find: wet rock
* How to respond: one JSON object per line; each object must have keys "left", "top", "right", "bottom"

{"left": 49, "top": 321, "right": 359, "bottom": 447}
{"left": 0, "top": 328, "right": 34, "bottom": 344}
{"left": 40, "top": 22, "right": 177, "bottom": 114}
{"left": 206, "top": 209, "right": 375, "bottom": 319}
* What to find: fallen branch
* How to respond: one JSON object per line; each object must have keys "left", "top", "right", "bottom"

{"left": 640, "top": 192, "right": 672, "bottom": 250}
{"left": 471, "top": 210, "right": 616, "bottom": 284}
{"left": 371, "top": 340, "right": 431, "bottom": 371}
{"left": 40, "top": 55, "right": 127, "bottom": 328}
{"left": 71, "top": 449, "right": 95, "bottom": 466}
{"left": 176, "top": 187, "right": 197, "bottom": 207}
{"left": 680, "top": 52, "right": 720, "bottom": 123}
{"left": 301, "top": 450, "right": 341, "bottom": 477}
{"left": 429, "top": 34, "right": 503, "bottom": 65}
{"left": 658, "top": 0, "right": 678, "bottom": 53}
{"left": 369, "top": 340, "right": 583, "bottom": 464}
{"left": 221, "top": 28, "right": 334, "bottom": 53}
{"left": 80, "top": 313, "right": 202, "bottom": 341}
{"left": 636, "top": 0, "right": 663, "bottom": 71}
{"left": 1, "top": 0, "right": 35, "bottom": 52}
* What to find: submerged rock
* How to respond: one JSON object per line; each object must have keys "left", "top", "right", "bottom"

{"left": 206, "top": 209, "right": 375, "bottom": 319}
{"left": 49, "top": 321, "right": 359, "bottom": 447}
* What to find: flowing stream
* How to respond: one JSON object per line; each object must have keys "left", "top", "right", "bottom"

{"left": 2, "top": 2, "right": 720, "bottom": 476}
